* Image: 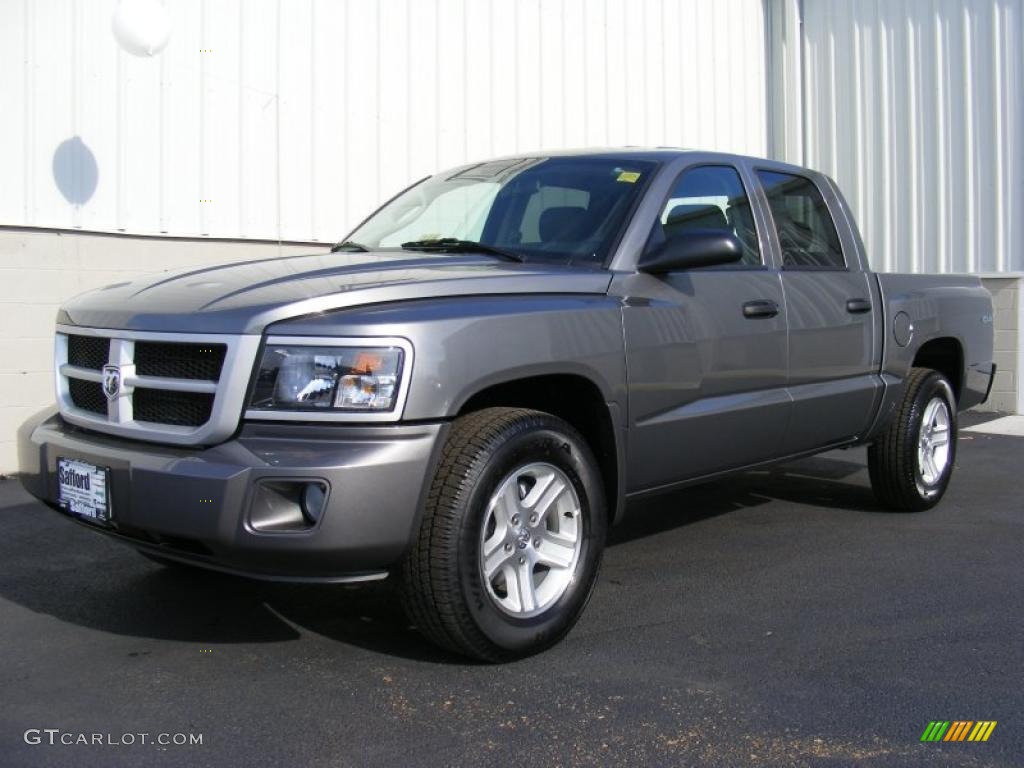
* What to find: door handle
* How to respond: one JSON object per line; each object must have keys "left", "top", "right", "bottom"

{"left": 846, "top": 298, "right": 872, "bottom": 314}
{"left": 742, "top": 299, "right": 780, "bottom": 319}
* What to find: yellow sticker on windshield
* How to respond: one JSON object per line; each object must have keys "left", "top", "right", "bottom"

{"left": 616, "top": 171, "right": 641, "bottom": 183}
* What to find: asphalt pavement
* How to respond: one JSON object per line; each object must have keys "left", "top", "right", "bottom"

{"left": 0, "top": 412, "right": 1020, "bottom": 767}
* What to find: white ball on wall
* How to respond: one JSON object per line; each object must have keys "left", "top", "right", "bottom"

{"left": 112, "top": 0, "right": 171, "bottom": 57}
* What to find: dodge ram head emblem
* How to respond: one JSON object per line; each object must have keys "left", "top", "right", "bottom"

{"left": 102, "top": 365, "right": 121, "bottom": 400}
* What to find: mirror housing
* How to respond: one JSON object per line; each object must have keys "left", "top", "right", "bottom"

{"left": 639, "top": 229, "right": 744, "bottom": 273}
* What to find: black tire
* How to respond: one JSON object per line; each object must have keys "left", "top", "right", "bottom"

{"left": 400, "top": 407, "right": 607, "bottom": 662}
{"left": 868, "top": 367, "right": 958, "bottom": 511}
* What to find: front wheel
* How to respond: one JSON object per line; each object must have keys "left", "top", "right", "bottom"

{"left": 400, "top": 407, "right": 607, "bottom": 661}
{"left": 868, "top": 367, "right": 958, "bottom": 511}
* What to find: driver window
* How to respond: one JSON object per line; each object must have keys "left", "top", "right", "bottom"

{"left": 656, "top": 165, "right": 761, "bottom": 266}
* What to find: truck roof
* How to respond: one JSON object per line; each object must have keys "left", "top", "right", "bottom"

{"left": 479, "top": 146, "right": 714, "bottom": 161}
{"left": 461, "top": 146, "right": 816, "bottom": 175}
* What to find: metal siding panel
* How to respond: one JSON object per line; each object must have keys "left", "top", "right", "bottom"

{"left": 691, "top": 0, "right": 712, "bottom": 150}
{"left": 200, "top": 0, "right": 243, "bottom": 238}
{"left": 581, "top": 0, "right": 608, "bottom": 146}
{"left": 562, "top": 0, "right": 588, "bottom": 148}
{"left": 342, "top": 0, "right": 381, "bottom": 228}
{"left": 309, "top": 0, "right": 349, "bottom": 242}
{"left": 119, "top": 15, "right": 164, "bottom": 233}
{"left": 793, "top": 0, "right": 1022, "bottom": 274}
{"left": 539, "top": 0, "right": 565, "bottom": 148}
{"left": 277, "top": 0, "right": 314, "bottom": 241}
{"left": 743, "top": 0, "right": 769, "bottom": 155}
{"left": 678, "top": 1, "right": 699, "bottom": 148}
{"left": 3, "top": 0, "right": 769, "bottom": 242}
{"left": 462, "top": 0, "right": 491, "bottom": 159}
{"left": 960, "top": 1, "right": 977, "bottom": 273}
{"left": 605, "top": 0, "right": 628, "bottom": 147}
{"left": 437, "top": 0, "right": 468, "bottom": 165}
{"left": 407, "top": 0, "right": 442, "bottom": 170}
{"left": 628, "top": 0, "right": 651, "bottom": 145}
{"left": 237, "top": 0, "right": 279, "bottom": 240}
{"left": 1001, "top": 0, "right": 1023, "bottom": 274}
{"left": 73, "top": 1, "right": 119, "bottom": 233}
{"left": 766, "top": 0, "right": 804, "bottom": 163}
{"left": 30, "top": 0, "right": 76, "bottom": 230}
{"left": 0, "top": 1, "right": 27, "bottom": 224}
{"left": 973, "top": 0, "right": 999, "bottom": 271}
{"left": 161, "top": 0, "right": 204, "bottom": 237}
{"left": 518, "top": 0, "right": 540, "bottom": 149}
{"left": 661, "top": 0, "right": 682, "bottom": 147}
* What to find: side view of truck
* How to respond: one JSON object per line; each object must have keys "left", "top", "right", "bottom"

{"left": 18, "top": 149, "right": 995, "bottom": 661}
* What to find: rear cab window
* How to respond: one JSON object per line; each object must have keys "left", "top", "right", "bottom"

{"left": 756, "top": 170, "right": 846, "bottom": 269}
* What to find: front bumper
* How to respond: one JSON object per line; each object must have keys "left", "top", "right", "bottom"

{"left": 17, "top": 409, "right": 447, "bottom": 581}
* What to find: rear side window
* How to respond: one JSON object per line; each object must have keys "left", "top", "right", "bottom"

{"left": 757, "top": 171, "right": 845, "bottom": 269}
{"left": 654, "top": 165, "right": 761, "bottom": 266}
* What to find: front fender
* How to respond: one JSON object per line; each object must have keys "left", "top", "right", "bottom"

{"left": 264, "top": 295, "right": 628, "bottom": 422}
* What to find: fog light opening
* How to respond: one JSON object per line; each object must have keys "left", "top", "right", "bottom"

{"left": 249, "top": 480, "right": 329, "bottom": 533}
{"left": 300, "top": 482, "right": 328, "bottom": 525}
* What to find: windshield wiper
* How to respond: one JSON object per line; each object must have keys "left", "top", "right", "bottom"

{"left": 400, "top": 238, "right": 524, "bottom": 263}
{"left": 330, "top": 240, "right": 371, "bottom": 252}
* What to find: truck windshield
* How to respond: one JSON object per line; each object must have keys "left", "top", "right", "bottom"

{"left": 345, "top": 156, "right": 657, "bottom": 266}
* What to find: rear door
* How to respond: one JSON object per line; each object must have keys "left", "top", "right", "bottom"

{"left": 752, "top": 169, "right": 882, "bottom": 452}
{"left": 621, "top": 163, "right": 791, "bottom": 491}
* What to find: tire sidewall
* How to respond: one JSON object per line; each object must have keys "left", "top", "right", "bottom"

{"left": 455, "top": 417, "right": 606, "bottom": 657}
{"left": 907, "top": 374, "right": 957, "bottom": 504}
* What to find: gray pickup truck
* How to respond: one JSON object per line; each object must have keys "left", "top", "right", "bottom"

{"left": 19, "top": 149, "right": 995, "bottom": 661}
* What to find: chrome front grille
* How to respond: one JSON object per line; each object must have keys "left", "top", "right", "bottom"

{"left": 55, "top": 326, "right": 261, "bottom": 446}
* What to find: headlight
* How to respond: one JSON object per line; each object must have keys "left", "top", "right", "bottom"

{"left": 248, "top": 342, "right": 406, "bottom": 414}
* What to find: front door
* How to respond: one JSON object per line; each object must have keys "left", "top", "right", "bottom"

{"left": 621, "top": 164, "right": 790, "bottom": 493}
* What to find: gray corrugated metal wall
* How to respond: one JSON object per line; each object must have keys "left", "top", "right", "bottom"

{"left": 768, "top": 0, "right": 1023, "bottom": 276}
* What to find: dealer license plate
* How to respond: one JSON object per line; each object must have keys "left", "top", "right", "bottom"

{"left": 56, "top": 457, "right": 111, "bottom": 522}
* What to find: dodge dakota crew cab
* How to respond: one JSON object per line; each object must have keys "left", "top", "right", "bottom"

{"left": 18, "top": 150, "right": 995, "bottom": 661}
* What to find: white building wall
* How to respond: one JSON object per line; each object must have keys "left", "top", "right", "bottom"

{"left": 981, "top": 277, "right": 1020, "bottom": 412}
{"left": 769, "top": 0, "right": 1024, "bottom": 276}
{"left": 0, "top": 231, "right": 311, "bottom": 475}
{"left": 0, "top": 0, "right": 769, "bottom": 473}
{"left": 0, "top": 0, "right": 769, "bottom": 243}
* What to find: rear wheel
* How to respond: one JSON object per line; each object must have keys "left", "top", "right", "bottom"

{"left": 401, "top": 407, "right": 607, "bottom": 661}
{"left": 868, "top": 367, "right": 957, "bottom": 511}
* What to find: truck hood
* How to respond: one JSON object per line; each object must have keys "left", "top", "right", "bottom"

{"left": 60, "top": 250, "right": 614, "bottom": 334}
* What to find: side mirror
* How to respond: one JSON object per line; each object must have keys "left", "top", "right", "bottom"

{"left": 639, "top": 229, "right": 744, "bottom": 273}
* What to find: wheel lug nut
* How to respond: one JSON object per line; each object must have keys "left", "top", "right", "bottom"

{"left": 504, "top": 543, "right": 513, "bottom": 553}
{"left": 518, "top": 556, "right": 526, "bottom": 565}
{"left": 534, "top": 538, "right": 541, "bottom": 548}
{"left": 529, "top": 513, "right": 538, "bottom": 524}
{"left": 511, "top": 515, "right": 520, "bottom": 526}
